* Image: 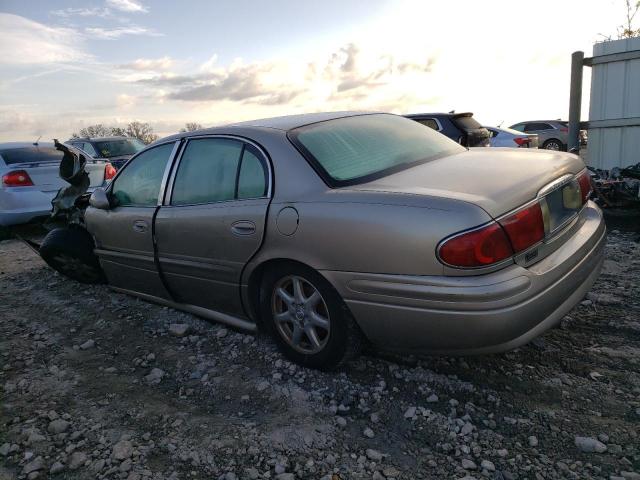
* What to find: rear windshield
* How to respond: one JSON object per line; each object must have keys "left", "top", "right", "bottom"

{"left": 452, "top": 115, "right": 483, "bottom": 130}
{"left": 94, "top": 139, "right": 145, "bottom": 158}
{"left": 289, "top": 114, "right": 465, "bottom": 186}
{"left": 0, "top": 146, "right": 63, "bottom": 165}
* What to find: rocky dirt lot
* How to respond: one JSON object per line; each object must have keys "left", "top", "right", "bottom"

{"left": 1, "top": 229, "right": 639, "bottom": 480}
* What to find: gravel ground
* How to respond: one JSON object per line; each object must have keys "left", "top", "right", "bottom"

{"left": 1, "top": 229, "right": 639, "bottom": 480}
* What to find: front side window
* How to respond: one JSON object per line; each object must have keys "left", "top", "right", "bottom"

{"left": 171, "top": 139, "right": 267, "bottom": 205}
{"left": 111, "top": 142, "right": 174, "bottom": 207}
{"left": 289, "top": 113, "right": 464, "bottom": 186}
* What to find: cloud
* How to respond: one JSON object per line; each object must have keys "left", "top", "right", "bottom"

{"left": 117, "top": 56, "right": 174, "bottom": 71}
{"left": 51, "top": 7, "right": 112, "bottom": 18}
{"left": 85, "top": 25, "right": 161, "bottom": 39}
{"left": 0, "top": 13, "right": 89, "bottom": 65}
{"left": 106, "top": 0, "right": 148, "bottom": 13}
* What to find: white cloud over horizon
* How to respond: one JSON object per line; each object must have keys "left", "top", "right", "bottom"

{"left": 0, "top": 0, "right": 624, "bottom": 141}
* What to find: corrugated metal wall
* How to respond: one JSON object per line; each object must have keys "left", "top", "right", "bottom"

{"left": 588, "top": 37, "right": 640, "bottom": 170}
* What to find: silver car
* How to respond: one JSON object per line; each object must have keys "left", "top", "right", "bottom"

{"left": 509, "top": 120, "right": 588, "bottom": 151}
{"left": 41, "top": 112, "right": 605, "bottom": 369}
{"left": 0, "top": 142, "right": 116, "bottom": 226}
{"left": 485, "top": 126, "right": 539, "bottom": 149}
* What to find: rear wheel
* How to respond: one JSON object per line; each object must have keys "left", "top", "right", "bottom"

{"left": 543, "top": 138, "right": 564, "bottom": 151}
{"left": 260, "top": 264, "right": 362, "bottom": 370}
{"left": 40, "top": 227, "right": 105, "bottom": 284}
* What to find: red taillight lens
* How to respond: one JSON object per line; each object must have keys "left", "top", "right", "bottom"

{"left": 577, "top": 170, "right": 591, "bottom": 204}
{"left": 560, "top": 127, "right": 568, "bottom": 133}
{"left": 513, "top": 137, "right": 530, "bottom": 147}
{"left": 499, "top": 202, "right": 545, "bottom": 253}
{"left": 2, "top": 170, "right": 34, "bottom": 187}
{"left": 439, "top": 222, "right": 514, "bottom": 268}
{"left": 104, "top": 163, "right": 117, "bottom": 181}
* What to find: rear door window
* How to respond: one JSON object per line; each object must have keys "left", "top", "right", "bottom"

{"left": 0, "top": 146, "right": 63, "bottom": 165}
{"left": 171, "top": 138, "right": 243, "bottom": 205}
{"left": 111, "top": 143, "right": 174, "bottom": 207}
{"left": 81, "top": 143, "right": 98, "bottom": 156}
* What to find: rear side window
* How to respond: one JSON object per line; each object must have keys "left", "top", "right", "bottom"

{"left": 171, "top": 139, "right": 268, "bottom": 205}
{"left": 112, "top": 143, "right": 174, "bottom": 207}
{"left": 237, "top": 147, "right": 267, "bottom": 198}
{"left": 452, "top": 115, "right": 482, "bottom": 130}
{"left": 525, "top": 122, "right": 552, "bottom": 132}
{"left": 416, "top": 118, "right": 440, "bottom": 131}
{"left": 0, "top": 146, "right": 63, "bottom": 165}
{"left": 290, "top": 114, "right": 464, "bottom": 186}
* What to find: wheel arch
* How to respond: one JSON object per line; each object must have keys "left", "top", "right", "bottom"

{"left": 243, "top": 257, "right": 346, "bottom": 328}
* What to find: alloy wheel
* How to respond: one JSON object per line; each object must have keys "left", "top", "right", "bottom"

{"left": 271, "top": 275, "right": 331, "bottom": 354}
{"left": 545, "top": 141, "right": 561, "bottom": 150}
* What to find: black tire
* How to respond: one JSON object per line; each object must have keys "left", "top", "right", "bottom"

{"left": 40, "top": 227, "right": 105, "bottom": 284}
{"left": 542, "top": 138, "right": 565, "bottom": 151}
{"left": 260, "top": 263, "right": 363, "bottom": 370}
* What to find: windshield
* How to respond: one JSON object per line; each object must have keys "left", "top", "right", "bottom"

{"left": 0, "top": 146, "right": 63, "bottom": 165}
{"left": 94, "top": 139, "right": 145, "bottom": 158}
{"left": 289, "top": 114, "right": 465, "bottom": 186}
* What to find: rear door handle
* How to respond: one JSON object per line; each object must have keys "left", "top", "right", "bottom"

{"left": 133, "top": 220, "right": 148, "bottom": 233}
{"left": 231, "top": 221, "right": 256, "bottom": 236}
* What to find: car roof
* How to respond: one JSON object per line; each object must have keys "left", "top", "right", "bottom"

{"left": 405, "top": 112, "right": 474, "bottom": 118}
{"left": 511, "top": 120, "right": 566, "bottom": 124}
{"left": 0, "top": 142, "right": 56, "bottom": 151}
{"left": 151, "top": 111, "right": 382, "bottom": 146}
{"left": 67, "top": 136, "right": 138, "bottom": 142}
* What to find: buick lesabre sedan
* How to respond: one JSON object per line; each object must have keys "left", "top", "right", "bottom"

{"left": 41, "top": 112, "right": 605, "bottom": 369}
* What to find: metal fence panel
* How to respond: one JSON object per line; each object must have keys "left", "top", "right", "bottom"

{"left": 588, "top": 37, "right": 640, "bottom": 170}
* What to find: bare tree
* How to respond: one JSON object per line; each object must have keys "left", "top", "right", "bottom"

{"left": 619, "top": 0, "right": 640, "bottom": 38}
{"left": 71, "top": 124, "right": 112, "bottom": 139}
{"left": 125, "top": 121, "right": 159, "bottom": 144}
{"left": 110, "top": 127, "right": 128, "bottom": 137}
{"left": 180, "top": 122, "right": 204, "bottom": 132}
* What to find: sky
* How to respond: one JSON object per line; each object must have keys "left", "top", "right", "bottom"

{"left": 0, "top": 0, "right": 627, "bottom": 141}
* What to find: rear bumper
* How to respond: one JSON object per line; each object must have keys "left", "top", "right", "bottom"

{"left": 0, "top": 189, "right": 55, "bottom": 226}
{"left": 322, "top": 202, "right": 606, "bottom": 354}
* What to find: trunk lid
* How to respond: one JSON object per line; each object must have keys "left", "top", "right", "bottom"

{"left": 348, "top": 148, "right": 585, "bottom": 218}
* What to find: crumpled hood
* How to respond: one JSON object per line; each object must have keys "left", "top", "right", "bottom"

{"left": 349, "top": 148, "right": 585, "bottom": 217}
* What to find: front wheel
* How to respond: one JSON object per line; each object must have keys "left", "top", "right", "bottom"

{"left": 40, "top": 227, "right": 105, "bottom": 284}
{"left": 260, "top": 264, "right": 363, "bottom": 370}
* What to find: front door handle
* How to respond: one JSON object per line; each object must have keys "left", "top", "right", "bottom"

{"left": 133, "top": 220, "right": 148, "bottom": 233}
{"left": 231, "top": 221, "right": 256, "bottom": 236}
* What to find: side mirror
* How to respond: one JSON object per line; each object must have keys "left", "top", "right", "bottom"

{"left": 89, "top": 188, "right": 110, "bottom": 210}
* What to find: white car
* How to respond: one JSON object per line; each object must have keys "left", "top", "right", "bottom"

{"left": 0, "top": 142, "right": 116, "bottom": 226}
{"left": 485, "top": 126, "right": 539, "bottom": 149}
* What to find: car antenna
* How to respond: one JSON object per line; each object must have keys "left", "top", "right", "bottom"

{"left": 33, "top": 135, "right": 41, "bottom": 146}
{"left": 497, "top": 120, "right": 504, "bottom": 127}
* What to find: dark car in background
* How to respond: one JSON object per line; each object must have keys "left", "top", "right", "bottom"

{"left": 67, "top": 137, "right": 146, "bottom": 170}
{"left": 405, "top": 112, "right": 491, "bottom": 147}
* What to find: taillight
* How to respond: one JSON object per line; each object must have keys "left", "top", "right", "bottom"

{"left": 513, "top": 137, "right": 530, "bottom": 147}
{"left": 2, "top": 170, "right": 34, "bottom": 187}
{"left": 577, "top": 170, "right": 592, "bottom": 204}
{"left": 438, "top": 222, "right": 514, "bottom": 268}
{"left": 560, "top": 127, "right": 568, "bottom": 133}
{"left": 498, "top": 202, "right": 545, "bottom": 253}
{"left": 104, "top": 163, "right": 117, "bottom": 181}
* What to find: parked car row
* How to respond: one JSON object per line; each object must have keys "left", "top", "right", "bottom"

{"left": 0, "top": 137, "right": 145, "bottom": 227}
{"left": 30, "top": 111, "right": 604, "bottom": 370}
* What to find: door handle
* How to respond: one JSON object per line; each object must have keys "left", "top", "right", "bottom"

{"left": 133, "top": 220, "right": 148, "bottom": 233}
{"left": 231, "top": 221, "right": 256, "bottom": 236}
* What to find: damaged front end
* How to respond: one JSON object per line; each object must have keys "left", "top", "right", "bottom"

{"left": 48, "top": 140, "right": 97, "bottom": 228}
